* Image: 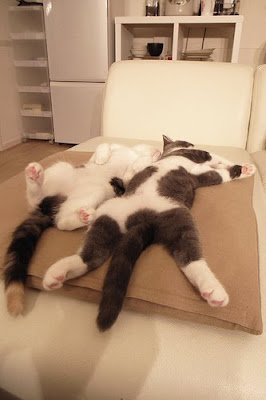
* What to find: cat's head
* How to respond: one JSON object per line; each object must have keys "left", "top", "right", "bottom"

{"left": 162, "top": 135, "right": 194, "bottom": 153}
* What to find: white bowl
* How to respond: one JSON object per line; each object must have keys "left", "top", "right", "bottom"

{"left": 131, "top": 48, "right": 147, "bottom": 57}
{"left": 131, "top": 45, "right": 147, "bottom": 50}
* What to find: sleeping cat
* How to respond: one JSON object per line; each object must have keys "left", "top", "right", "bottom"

{"left": 42, "top": 136, "right": 256, "bottom": 332}
{"left": 4, "top": 142, "right": 161, "bottom": 316}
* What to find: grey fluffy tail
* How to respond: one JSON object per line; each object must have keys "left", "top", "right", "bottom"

{"left": 4, "top": 195, "right": 65, "bottom": 316}
{"left": 97, "top": 222, "right": 154, "bottom": 331}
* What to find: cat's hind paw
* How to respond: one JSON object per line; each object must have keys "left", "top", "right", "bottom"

{"left": 43, "top": 268, "right": 66, "bottom": 291}
{"left": 78, "top": 207, "right": 96, "bottom": 225}
{"left": 25, "top": 162, "right": 44, "bottom": 184}
{"left": 201, "top": 284, "right": 229, "bottom": 307}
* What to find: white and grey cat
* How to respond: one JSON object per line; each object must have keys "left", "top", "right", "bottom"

{"left": 42, "top": 136, "right": 256, "bottom": 331}
{"left": 4, "top": 142, "right": 161, "bottom": 316}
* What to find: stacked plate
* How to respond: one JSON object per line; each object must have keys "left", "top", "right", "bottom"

{"left": 182, "top": 48, "right": 215, "bottom": 61}
{"left": 130, "top": 44, "right": 147, "bottom": 60}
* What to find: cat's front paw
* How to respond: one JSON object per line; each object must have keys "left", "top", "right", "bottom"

{"left": 201, "top": 284, "right": 229, "bottom": 307}
{"left": 25, "top": 162, "right": 44, "bottom": 184}
{"left": 240, "top": 163, "right": 256, "bottom": 177}
{"left": 229, "top": 163, "right": 256, "bottom": 179}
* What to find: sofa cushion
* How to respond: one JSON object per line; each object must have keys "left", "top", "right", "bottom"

{"left": 0, "top": 151, "right": 262, "bottom": 335}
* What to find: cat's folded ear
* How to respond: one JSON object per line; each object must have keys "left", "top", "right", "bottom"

{"left": 162, "top": 135, "right": 173, "bottom": 147}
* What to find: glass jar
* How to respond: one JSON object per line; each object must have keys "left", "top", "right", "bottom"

{"left": 146, "top": 0, "right": 160, "bottom": 16}
{"left": 165, "top": 0, "right": 193, "bottom": 16}
{"left": 222, "top": 0, "right": 236, "bottom": 15}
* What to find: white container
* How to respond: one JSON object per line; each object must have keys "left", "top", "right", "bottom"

{"left": 165, "top": 0, "right": 193, "bottom": 16}
{"left": 201, "top": 0, "right": 215, "bottom": 16}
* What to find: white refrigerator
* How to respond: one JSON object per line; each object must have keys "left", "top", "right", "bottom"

{"left": 43, "top": 0, "right": 123, "bottom": 144}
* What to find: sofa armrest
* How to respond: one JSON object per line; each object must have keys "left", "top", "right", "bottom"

{"left": 252, "top": 150, "right": 266, "bottom": 193}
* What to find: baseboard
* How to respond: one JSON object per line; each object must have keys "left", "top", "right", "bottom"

{"left": 1, "top": 137, "right": 22, "bottom": 151}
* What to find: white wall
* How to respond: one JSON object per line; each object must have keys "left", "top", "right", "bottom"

{"left": 0, "top": 0, "right": 22, "bottom": 150}
{"left": 238, "top": 0, "right": 266, "bottom": 67}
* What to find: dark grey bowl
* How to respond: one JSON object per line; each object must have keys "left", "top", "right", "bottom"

{"left": 147, "top": 42, "right": 164, "bottom": 57}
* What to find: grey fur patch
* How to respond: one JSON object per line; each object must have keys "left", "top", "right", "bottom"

{"left": 161, "top": 149, "right": 211, "bottom": 163}
{"left": 155, "top": 208, "right": 202, "bottom": 267}
{"left": 157, "top": 167, "right": 224, "bottom": 208}
{"left": 229, "top": 165, "right": 242, "bottom": 179}
{"left": 125, "top": 165, "right": 158, "bottom": 196}
{"left": 126, "top": 209, "right": 157, "bottom": 230}
{"left": 125, "top": 207, "right": 202, "bottom": 267}
{"left": 195, "top": 170, "right": 222, "bottom": 186}
{"left": 110, "top": 177, "right": 125, "bottom": 197}
{"left": 157, "top": 167, "right": 196, "bottom": 208}
{"left": 163, "top": 136, "right": 194, "bottom": 151}
{"left": 80, "top": 215, "right": 122, "bottom": 270}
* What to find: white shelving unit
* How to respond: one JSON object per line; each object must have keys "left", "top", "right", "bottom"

{"left": 9, "top": 5, "right": 54, "bottom": 143}
{"left": 115, "top": 15, "right": 243, "bottom": 63}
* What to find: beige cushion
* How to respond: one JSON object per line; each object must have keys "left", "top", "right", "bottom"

{"left": 102, "top": 61, "right": 254, "bottom": 148}
{"left": 0, "top": 151, "right": 262, "bottom": 335}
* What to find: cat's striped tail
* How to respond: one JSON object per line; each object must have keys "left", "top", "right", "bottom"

{"left": 97, "top": 222, "right": 154, "bottom": 331}
{"left": 3, "top": 195, "right": 65, "bottom": 316}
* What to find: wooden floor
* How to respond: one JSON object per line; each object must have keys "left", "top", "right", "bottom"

{"left": 0, "top": 140, "right": 73, "bottom": 184}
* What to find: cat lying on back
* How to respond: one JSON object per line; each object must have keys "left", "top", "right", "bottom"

{"left": 41, "top": 136, "right": 256, "bottom": 331}
{"left": 3, "top": 142, "right": 161, "bottom": 316}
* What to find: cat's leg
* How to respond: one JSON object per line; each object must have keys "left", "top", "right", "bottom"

{"left": 43, "top": 254, "right": 87, "bottom": 290}
{"left": 25, "top": 162, "right": 44, "bottom": 208}
{"left": 56, "top": 199, "right": 96, "bottom": 230}
{"left": 43, "top": 215, "right": 122, "bottom": 290}
{"left": 97, "top": 211, "right": 155, "bottom": 331}
{"left": 192, "top": 163, "right": 256, "bottom": 186}
{"left": 56, "top": 212, "right": 87, "bottom": 230}
{"left": 207, "top": 153, "right": 234, "bottom": 169}
{"left": 123, "top": 147, "right": 161, "bottom": 182}
{"left": 157, "top": 208, "right": 229, "bottom": 307}
{"left": 94, "top": 143, "right": 112, "bottom": 165}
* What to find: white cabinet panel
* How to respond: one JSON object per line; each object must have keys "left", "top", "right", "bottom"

{"left": 43, "top": 0, "right": 108, "bottom": 82}
{"left": 51, "top": 82, "right": 104, "bottom": 144}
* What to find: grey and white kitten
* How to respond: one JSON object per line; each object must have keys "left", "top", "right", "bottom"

{"left": 43, "top": 136, "right": 254, "bottom": 331}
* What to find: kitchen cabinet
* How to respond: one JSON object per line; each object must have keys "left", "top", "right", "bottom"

{"left": 115, "top": 15, "right": 243, "bottom": 63}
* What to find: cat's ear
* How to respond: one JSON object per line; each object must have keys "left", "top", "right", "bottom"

{"left": 162, "top": 135, "right": 173, "bottom": 148}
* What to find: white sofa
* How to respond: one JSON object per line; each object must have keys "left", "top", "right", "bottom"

{"left": 1, "top": 61, "right": 266, "bottom": 400}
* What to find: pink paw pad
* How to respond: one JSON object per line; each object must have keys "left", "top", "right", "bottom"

{"left": 55, "top": 275, "right": 65, "bottom": 281}
{"left": 79, "top": 209, "right": 89, "bottom": 223}
{"left": 29, "top": 167, "right": 39, "bottom": 180}
{"left": 210, "top": 300, "right": 224, "bottom": 306}
{"left": 202, "top": 291, "right": 212, "bottom": 299}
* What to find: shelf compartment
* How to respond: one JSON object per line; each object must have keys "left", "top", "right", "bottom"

{"left": 18, "top": 85, "right": 50, "bottom": 93}
{"left": 14, "top": 59, "right": 48, "bottom": 67}
{"left": 10, "top": 32, "right": 45, "bottom": 40}
{"left": 9, "top": 6, "right": 43, "bottom": 12}
{"left": 21, "top": 110, "right": 52, "bottom": 117}
{"left": 23, "top": 132, "right": 54, "bottom": 141}
{"left": 115, "top": 15, "right": 243, "bottom": 63}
